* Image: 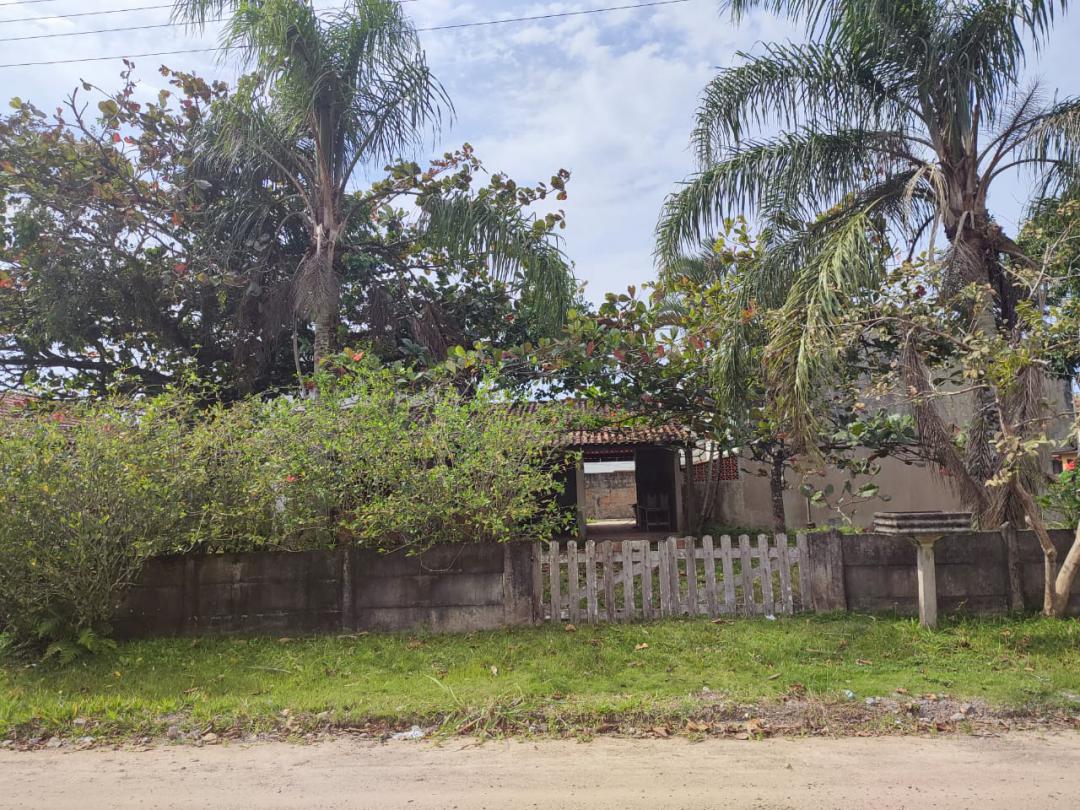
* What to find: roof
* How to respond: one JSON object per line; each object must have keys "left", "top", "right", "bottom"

{"left": 513, "top": 400, "right": 691, "bottom": 452}
{"left": 0, "top": 393, "right": 37, "bottom": 417}
{"left": 565, "top": 423, "right": 690, "bottom": 448}
{"left": 0, "top": 392, "right": 77, "bottom": 427}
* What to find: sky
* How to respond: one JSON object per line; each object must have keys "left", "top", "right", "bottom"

{"left": 4, "top": 0, "right": 1080, "bottom": 303}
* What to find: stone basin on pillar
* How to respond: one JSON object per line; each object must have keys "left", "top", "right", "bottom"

{"left": 873, "top": 512, "right": 974, "bottom": 628}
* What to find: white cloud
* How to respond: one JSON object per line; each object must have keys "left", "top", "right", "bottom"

{"left": 3, "top": 0, "right": 1080, "bottom": 300}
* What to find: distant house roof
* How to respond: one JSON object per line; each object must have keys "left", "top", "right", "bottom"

{"left": 0, "top": 393, "right": 37, "bottom": 417}
{"left": 0, "top": 393, "right": 77, "bottom": 427}
{"left": 513, "top": 400, "right": 691, "bottom": 459}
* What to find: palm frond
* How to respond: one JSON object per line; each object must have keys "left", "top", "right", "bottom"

{"left": 691, "top": 42, "right": 912, "bottom": 162}
{"left": 417, "top": 194, "right": 575, "bottom": 334}
{"left": 762, "top": 202, "right": 890, "bottom": 444}
{"left": 657, "top": 128, "right": 918, "bottom": 265}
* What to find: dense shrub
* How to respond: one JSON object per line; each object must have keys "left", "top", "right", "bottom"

{"left": 0, "top": 396, "right": 196, "bottom": 657}
{"left": 1040, "top": 469, "right": 1080, "bottom": 528}
{"left": 182, "top": 367, "right": 571, "bottom": 551}
{"left": 0, "top": 368, "right": 571, "bottom": 651}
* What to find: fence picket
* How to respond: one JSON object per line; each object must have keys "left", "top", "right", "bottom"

{"left": 776, "top": 533, "right": 793, "bottom": 614}
{"left": 542, "top": 532, "right": 803, "bottom": 626}
{"left": 533, "top": 543, "right": 545, "bottom": 621}
{"left": 657, "top": 541, "right": 672, "bottom": 616}
{"left": 702, "top": 535, "right": 719, "bottom": 616}
{"left": 602, "top": 542, "right": 616, "bottom": 622}
{"left": 685, "top": 538, "right": 699, "bottom": 616}
{"left": 721, "top": 535, "right": 736, "bottom": 614}
{"left": 667, "top": 537, "right": 681, "bottom": 616}
{"left": 796, "top": 532, "right": 810, "bottom": 610}
{"left": 739, "top": 535, "right": 754, "bottom": 615}
{"left": 758, "top": 534, "right": 775, "bottom": 615}
{"left": 567, "top": 541, "right": 580, "bottom": 623}
{"left": 585, "top": 540, "right": 598, "bottom": 623}
{"left": 549, "top": 540, "right": 562, "bottom": 623}
{"left": 621, "top": 541, "right": 635, "bottom": 621}
{"left": 641, "top": 541, "right": 654, "bottom": 620}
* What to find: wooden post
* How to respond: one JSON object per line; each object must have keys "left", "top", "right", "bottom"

{"left": 913, "top": 534, "right": 941, "bottom": 628}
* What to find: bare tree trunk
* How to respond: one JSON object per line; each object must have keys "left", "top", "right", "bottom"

{"left": 1014, "top": 480, "right": 1080, "bottom": 616}
{"left": 769, "top": 453, "right": 787, "bottom": 533}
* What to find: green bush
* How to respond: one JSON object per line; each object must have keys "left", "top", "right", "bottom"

{"left": 1040, "top": 469, "right": 1080, "bottom": 528}
{"left": 0, "top": 395, "right": 196, "bottom": 657}
{"left": 0, "top": 367, "right": 570, "bottom": 651}
{"left": 181, "top": 366, "right": 571, "bottom": 551}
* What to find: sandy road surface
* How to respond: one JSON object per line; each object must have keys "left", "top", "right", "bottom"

{"left": 2, "top": 733, "right": 1078, "bottom": 809}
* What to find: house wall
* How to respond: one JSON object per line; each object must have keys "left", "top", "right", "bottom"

{"left": 703, "top": 456, "right": 968, "bottom": 531}
{"left": 112, "top": 543, "right": 536, "bottom": 638}
{"left": 702, "top": 376, "right": 1077, "bottom": 531}
{"left": 583, "top": 470, "right": 637, "bottom": 520}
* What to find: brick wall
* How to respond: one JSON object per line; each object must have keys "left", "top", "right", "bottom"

{"left": 583, "top": 470, "right": 637, "bottom": 520}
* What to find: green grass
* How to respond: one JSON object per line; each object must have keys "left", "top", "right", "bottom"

{"left": 3, "top": 614, "right": 1080, "bottom": 739}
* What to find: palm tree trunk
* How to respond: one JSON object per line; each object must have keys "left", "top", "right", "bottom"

{"left": 312, "top": 280, "right": 341, "bottom": 368}
{"left": 769, "top": 453, "right": 787, "bottom": 533}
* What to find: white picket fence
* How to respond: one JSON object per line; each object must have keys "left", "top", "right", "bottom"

{"left": 532, "top": 534, "right": 810, "bottom": 623}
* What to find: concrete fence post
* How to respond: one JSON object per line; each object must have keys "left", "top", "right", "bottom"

{"left": 182, "top": 557, "right": 198, "bottom": 635}
{"left": 340, "top": 546, "right": 355, "bottom": 631}
{"left": 807, "top": 529, "right": 847, "bottom": 612}
{"left": 1002, "top": 525, "right": 1026, "bottom": 612}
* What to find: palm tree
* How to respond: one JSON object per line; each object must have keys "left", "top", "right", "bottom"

{"left": 657, "top": 0, "right": 1080, "bottom": 526}
{"left": 176, "top": 0, "right": 573, "bottom": 367}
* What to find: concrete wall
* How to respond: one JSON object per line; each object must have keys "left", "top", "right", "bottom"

{"left": 805, "top": 529, "right": 1080, "bottom": 616}
{"left": 112, "top": 543, "right": 537, "bottom": 639}
{"left": 583, "top": 470, "right": 637, "bottom": 520}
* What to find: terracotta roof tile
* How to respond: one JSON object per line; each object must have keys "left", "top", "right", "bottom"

{"left": 513, "top": 400, "right": 690, "bottom": 448}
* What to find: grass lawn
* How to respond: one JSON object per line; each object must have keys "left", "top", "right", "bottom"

{"left": 3, "top": 614, "right": 1080, "bottom": 740}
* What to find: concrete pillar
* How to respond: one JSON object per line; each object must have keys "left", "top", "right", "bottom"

{"left": 912, "top": 534, "right": 941, "bottom": 628}
{"left": 808, "top": 530, "right": 847, "bottom": 611}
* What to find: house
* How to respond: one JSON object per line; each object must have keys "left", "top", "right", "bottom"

{"left": 516, "top": 402, "right": 693, "bottom": 538}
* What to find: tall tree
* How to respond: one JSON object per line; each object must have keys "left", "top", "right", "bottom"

{"left": 175, "top": 0, "right": 573, "bottom": 368}
{"left": 658, "top": 0, "right": 1079, "bottom": 526}
{"left": 0, "top": 70, "right": 572, "bottom": 398}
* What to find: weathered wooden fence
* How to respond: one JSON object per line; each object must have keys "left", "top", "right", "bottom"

{"left": 533, "top": 535, "right": 810, "bottom": 623}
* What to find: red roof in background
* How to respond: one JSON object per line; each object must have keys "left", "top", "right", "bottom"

{"left": 0, "top": 393, "right": 37, "bottom": 417}
{"left": 513, "top": 400, "right": 691, "bottom": 448}
{"left": 0, "top": 393, "right": 77, "bottom": 427}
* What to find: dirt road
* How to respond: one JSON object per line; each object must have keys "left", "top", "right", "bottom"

{"left": 2, "top": 733, "right": 1078, "bottom": 809}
